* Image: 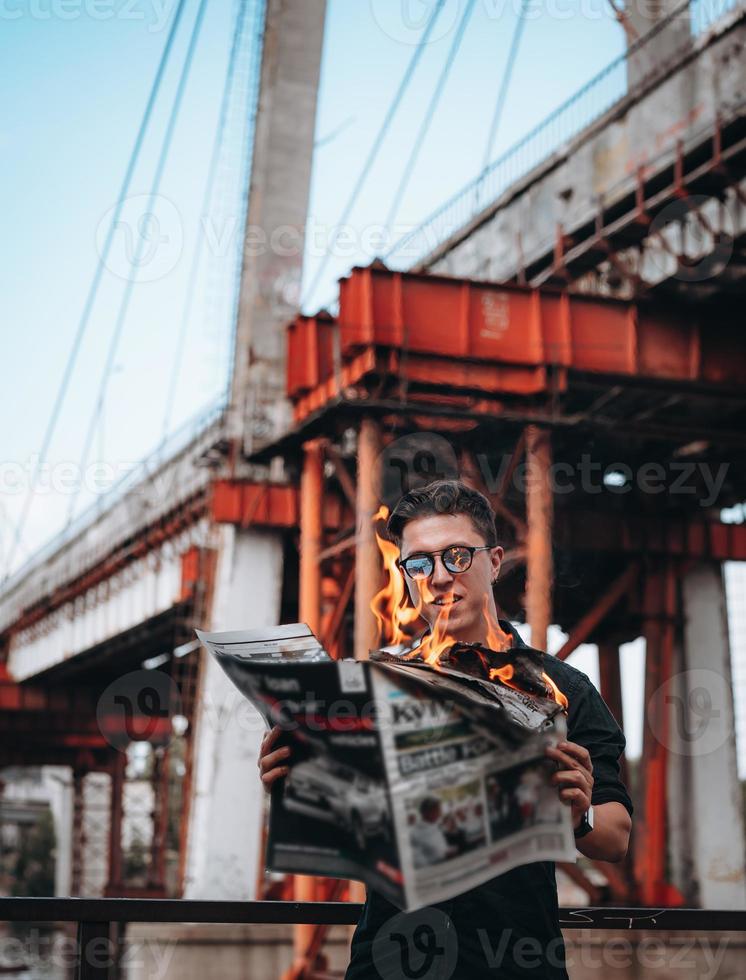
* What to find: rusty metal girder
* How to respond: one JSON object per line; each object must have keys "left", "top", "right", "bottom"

{"left": 286, "top": 264, "right": 745, "bottom": 429}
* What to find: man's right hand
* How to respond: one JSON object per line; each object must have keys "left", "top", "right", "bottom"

{"left": 258, "top": 725, "right": 291, "bottom": 793}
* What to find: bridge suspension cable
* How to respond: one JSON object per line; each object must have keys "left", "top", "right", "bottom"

{"left": 300, "top": 0, "right": 448, "bottom": 311}
{"left": 161, "top": 0, "right": 265, "bottom": 448}
{"left": 1, "top": 0, "right": 189, "bottom": 583}
{"left": 383, "top": 0, "right": 478, "bottom": 234}
{"left": 66, "top": 0, "right": 210, "bottom": 526}
{"left": 480, "top": 0, "right": 530, "bottom": 180}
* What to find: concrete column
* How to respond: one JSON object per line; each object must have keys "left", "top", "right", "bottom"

{"left": 183, "top": 525, "right": 283, "bottom": 900}
{"left": 624, "top": 0, "right": 691, "bottom": 89}
{"left": 676, "top": 562, "right": 746, "bottom": 907}
{"left": 229, "top": 0, "right": 327, "bottom": 455}
{"left": 45, "top": 766, "right": 74, "bottom": 896}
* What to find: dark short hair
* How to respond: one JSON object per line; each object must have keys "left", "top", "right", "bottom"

{"left": 419, "top": 796, "right": 441, "bottom": 818}
{"left": 386, "top": 479, "right": 498, "bottom": 549}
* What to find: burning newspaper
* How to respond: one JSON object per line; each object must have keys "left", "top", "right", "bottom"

{"left": 197, "top": 624, "right": 575, "bottom": 911}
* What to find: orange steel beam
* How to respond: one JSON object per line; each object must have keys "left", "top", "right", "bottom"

{"left": 292, "top": 440, "right": 326, "bottom": 972}
{"left": 323, "top": 441, "right": 357, "bottom": 513}
{"left": 210, "top": 480, "right": 299, "bottom": 528}
{"left": 321, "top": 564, "right": 355, "bottom": 656}
{"left": 525, "top": 426, "right": 553, "bottom": 652}
{"left": 598, "top": 638, "right": 636, "bottom": 901}
{"left": 286, "top": 264, "right": 745, "bottom": 425}
{"left": 106, "top": 750, "right": 125, "bottom": 895}
{"left": 299, "top": 442, "right": 324, "bottom": 636}
{"left": 347, "top": 418, "right": 383, "bottom": 919}
{"left": 555, "top": 563, "right": 640, "bottom": 662}
{"left": 460, "top": 449, "right": 527, "bottom": 540}
{"left": 635, "top": 561, "right": 681, "bottom": 907}
{"left": 354, "top": 418, "right": 383, "bottom": 662}
{"left": 563, "top": 512, "right": 746, "bottom": 562}
{"left": 496, "top": 429, "right": 526, "bottom": 501}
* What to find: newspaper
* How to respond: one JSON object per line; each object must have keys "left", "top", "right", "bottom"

{"left": 197, "top": 624, "right": 575, "bottom": 911}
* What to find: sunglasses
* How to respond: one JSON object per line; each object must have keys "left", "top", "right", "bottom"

{"left": 396, "top": 544, "right": 492, "bottom": 580}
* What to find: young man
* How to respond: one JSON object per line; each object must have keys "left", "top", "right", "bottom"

{"left": 259, "top": 480, "right": 632, "bottom": 978}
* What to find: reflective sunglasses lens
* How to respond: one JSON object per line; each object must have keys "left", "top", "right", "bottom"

{"left": 443, "top": 546, "right": 472, "bottom": 573}
{"left": 404, "top": 555, "right": 433, "bottom": 578}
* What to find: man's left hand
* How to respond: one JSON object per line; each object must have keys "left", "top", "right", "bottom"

{"left": 545, "top": 740, "right": 593, "bottom": 830}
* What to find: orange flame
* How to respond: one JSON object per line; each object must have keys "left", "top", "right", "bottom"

{"left": 411, "top": 582, "right": 459, "bottom": 665}
{"left": 370, "top": 505, "right": 422, "bottom": 647}
{"left": 541, "top": 671, "right": 569, "bottom": 710}
{"left": 482, "top": 595, "right": 512, "bottom": 653}
{"left": 368, "top": 507, "right": 568, "bottom": 709}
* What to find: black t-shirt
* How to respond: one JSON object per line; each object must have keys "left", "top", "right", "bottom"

{"left": 345, "top": 622, "right": 633, "bottom": 980}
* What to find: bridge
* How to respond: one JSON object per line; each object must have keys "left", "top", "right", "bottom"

{"left": 2, "top": 0, "right": 746, "bottom": 976}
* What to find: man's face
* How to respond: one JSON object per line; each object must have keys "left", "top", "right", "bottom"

{"left": 400, "top": 513, "right": 503, "bottom": 645}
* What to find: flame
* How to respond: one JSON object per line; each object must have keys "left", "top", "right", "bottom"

{"left": 410, "top": 582, "right": 459, "bottom": 665}
{"left": 482, "top": 595, "right": 512, "bottom": 653}
{"left": 480, "top": 597, "right": 529, "bottom": 694}
{"left": 541, "top": 671, "right": 569, "bottom": 709}
{"left": 370, "top": 505, "right": 422, "bottom": 647}
{"left": 368, "top": 507, "right": 568, "bottom": 710}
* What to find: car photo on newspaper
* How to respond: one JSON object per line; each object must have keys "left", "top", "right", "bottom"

{"left": 284, "top": 756, "right": 392, "bottom": 851}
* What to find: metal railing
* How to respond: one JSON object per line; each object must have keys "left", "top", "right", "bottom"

{"left": 384, "top": 0, "right": 743, "bottom": 271}
{"left": 1, "top": 898, "right": 745, "bottom": 979}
